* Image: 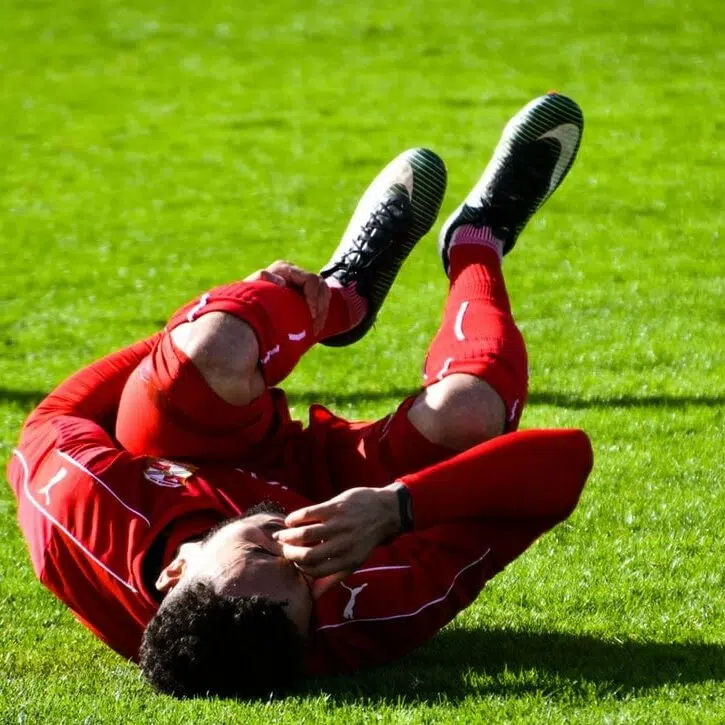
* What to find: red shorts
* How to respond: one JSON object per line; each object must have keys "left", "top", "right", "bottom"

{"left": 269, "top": 397, "right": 458, "bottom": 503}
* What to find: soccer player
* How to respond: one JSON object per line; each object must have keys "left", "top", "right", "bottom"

{"left": 6, "top": 94, "right": 592, "bottom": 699}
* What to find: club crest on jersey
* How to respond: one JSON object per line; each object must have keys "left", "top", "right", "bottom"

{"left": 143, "top": 459, "right": 197, "bottom": 488}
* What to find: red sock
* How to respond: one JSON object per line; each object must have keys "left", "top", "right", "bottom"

{"left": 167, "top": 279, "right": 366, "bottom": 387}
{"left": 401, "top": 428, "right": 594, "bottom": 529}
{"left": 320, "top": 279, "right": 368, "bottom": 341}
{"left": 423, "top": 242, "right": 528, "bottom": 430}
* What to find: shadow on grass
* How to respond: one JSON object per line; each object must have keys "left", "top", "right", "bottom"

{"left": 285, "top": 387, "right": 415, "bottom": 407}
{"left": 0, "top": 388, "right": 46, "bottom": 407}
{"left": 286, "top": 388, "right": 725, "bottom": 410}
{"left": 529, "top": 391, "right": 725, "bottom": 410}
{"left": 1, "top": 386, "right": 723, "bottom": 412}
{"left": 305, "top": 628, "right": 725, "bottom": 703}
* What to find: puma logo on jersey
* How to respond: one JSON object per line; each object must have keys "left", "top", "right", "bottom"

{"left": 37, "top": 467, "right": 68, "bottom": 505}
{"left": 340, "top": 582, "right": 368, "bottom": 620}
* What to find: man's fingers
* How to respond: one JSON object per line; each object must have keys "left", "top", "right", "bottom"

{"left": 301, "top": 275, "right": 328, "bottom": 334}
{"left": 285, "top": 502, "right": 335, "bottom": 527}
{"left": 264, "top": 260, "right": 328, "bottom": 333}
{"left": 302, "top": 277, "right": 320, "bottom": 331}
{"left": 274, "top": 522, "right": 337, "bottom": 546}
{"left": 280, "top": 534, "right": 354, "bottom": 570}
{"left": 279, "top": 540, "right": 335, "bottom": 566}
{"left": 244, "top": 269, "right": 286, "bottom": 287}
{"left": 265, "top": 260, "right": 295, "bottom": 277}
{"left": 267, "top": 260, "right": 312, "bottom": 288}
{"left": 261, "top": 270, "right": 287, "bottom": 287}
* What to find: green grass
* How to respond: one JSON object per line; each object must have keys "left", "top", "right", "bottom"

{"left": 1, "top": 0, "right": 724, "bottom": 721}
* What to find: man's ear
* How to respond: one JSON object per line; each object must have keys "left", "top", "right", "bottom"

{"left": 156, "top": 553, "right": 190, "bottom": 594}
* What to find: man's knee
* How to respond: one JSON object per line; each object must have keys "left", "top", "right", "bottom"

{"left": 407, "top": 373, "right": 506, "bottom": 451}
{"left": 170, "top": 312, "right": 265, "bottom": 405}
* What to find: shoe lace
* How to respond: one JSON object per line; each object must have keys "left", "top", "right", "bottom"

{"left": 332, "top": 195, "right": 408, "bottom": 281}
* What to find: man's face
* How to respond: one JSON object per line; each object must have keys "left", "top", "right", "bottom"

{"left": 156, "top": 507, "right": 313, "bottom": 635}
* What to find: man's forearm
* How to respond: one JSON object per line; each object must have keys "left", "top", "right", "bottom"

{"left": 399, "top": 428, "right": 594, "bottom": 529}
{"left": 276, "top": 429, "right": 593, "bottom": 580}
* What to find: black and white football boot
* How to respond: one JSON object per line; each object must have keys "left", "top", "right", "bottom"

{"left": 321, "top": 148, "right": 447, "bottom": 347}
{"left": 439, "top": 93, "right": 584, "bottom": 274}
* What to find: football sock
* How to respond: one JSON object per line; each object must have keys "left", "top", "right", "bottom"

{"left": 167, "top": 279, "right": 366, "bottom": 387}
{"left": 400, "top": 428, "right": 594, "bottom": 529}
{"left": 321, "top": 279, "right": 368, "bottom": 341}
{"left": 447, "top": 238, "right": 510, "bottom": 310}
{"left": 449, "top": 223, "right": 504, "bottom": 259}
{"left": 422, "top": 241, "right": 528, "bottom": 430}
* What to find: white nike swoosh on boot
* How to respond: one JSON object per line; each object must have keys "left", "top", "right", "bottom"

{"left": 540, "top": 123, "right": 580, "bottom": 194}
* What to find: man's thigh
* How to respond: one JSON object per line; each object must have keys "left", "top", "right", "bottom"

{"left": 298, "top": 395, "right": 458, "bottom": 498}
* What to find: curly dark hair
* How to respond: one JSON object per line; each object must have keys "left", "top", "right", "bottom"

{"left": 139, "top": 581, "right": 305, "bottom": 699}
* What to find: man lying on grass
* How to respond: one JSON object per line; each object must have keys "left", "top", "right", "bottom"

{"left": 7, "top": 94, "right": 593, "bottom": 698}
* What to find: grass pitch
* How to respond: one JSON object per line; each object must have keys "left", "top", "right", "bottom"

{"left": 1, "top": 0, "right": 723, "bottom": 722}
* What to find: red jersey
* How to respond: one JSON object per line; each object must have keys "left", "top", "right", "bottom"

{"left": 8, "top": 420, "right": 520, "bottom": 671}
{"left": 6, "top": 337, "right": 589, "bottom": 673}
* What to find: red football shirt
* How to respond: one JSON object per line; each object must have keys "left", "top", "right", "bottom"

{"left": 6, "top": 338, "right": 575, "bottom": 672}
{"left": 9, "top": 417, "right": 532, "bottom": 671}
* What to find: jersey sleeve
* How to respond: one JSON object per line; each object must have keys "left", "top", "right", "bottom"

{"left": 307, "top": 516, "right": 549, "bottom": 674}
{"left": 7, "top": 337, "right": 166, "bottom": 658}
{"left": 400, "top": 428, "right": 594, "bottom": 529}
{"left": 24, "top": 334, "right": 161, "bottom": 434}
{"left": 307, "top": 429, "right": 595, "bottom": 674}
{"left": 7, "top": 408, "right": 157, "bottom": 657}
{"left": 12, "top": 334, "right": 163, "bottom": 503}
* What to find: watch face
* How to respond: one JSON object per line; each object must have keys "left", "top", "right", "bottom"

{"left": 397, "top": 485, "right": 414, "bottom": 531}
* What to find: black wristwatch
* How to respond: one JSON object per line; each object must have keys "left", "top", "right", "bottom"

{"left": 395, "top": 483, "right": 414, "bottom": 532}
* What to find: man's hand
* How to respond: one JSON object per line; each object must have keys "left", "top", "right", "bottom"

{"left": 273, "top": 485, "right": 403, "bottom": 583}
{"left": 245, "top": 260, "right": 330, "bottom": 335}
